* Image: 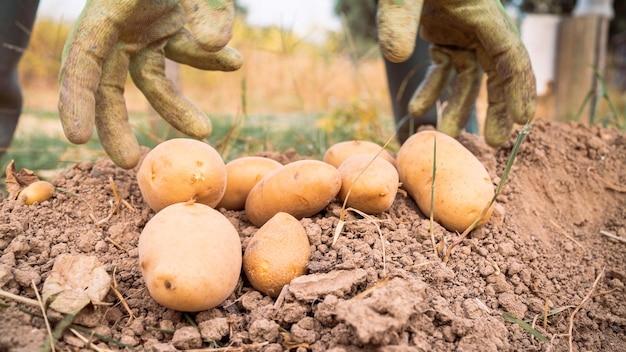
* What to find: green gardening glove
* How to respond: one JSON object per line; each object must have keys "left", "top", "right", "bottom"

{"left": 58, "top": 0, "right": 243, "bottom": 169}
{"left": 377, "top": 0, "right": 536, "bottom": 147}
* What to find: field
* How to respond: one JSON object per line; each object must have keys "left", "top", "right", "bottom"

{"left": 1, "top": 17, "right": 626, "bottom": 352}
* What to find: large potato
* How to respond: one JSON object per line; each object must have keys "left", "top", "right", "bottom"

{"left": 138, "top": 201, "right": 242, "bottom": 312}
{"left": 245, "top": 160, "right": 341, "bottom": 227}
{"left": 323, "top": 140, "right": 396, "bottom": 168}
{"left": 337, "top": 154, "right": 399, "bottom": 214}
{"left": 396, "top": 130, "right": 494, "bottom": 232}
{"left": 243, "top": 212, "right": 310, "bottom": 297}
{"left": 217, "top": 156, "right": 283, "bottom": 210}
{"left": 137, "top": 138, "right": 226, "bottom": 212}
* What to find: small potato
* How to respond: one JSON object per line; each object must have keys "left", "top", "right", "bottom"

{"left": 138, "top": 201, "right": 242, "bottom": 312}
{"left": 396, "top": 130, "right": 495, "bottom": 232}
{"left": 337, "top": 154, "right": 399, "bottom": 214}
{"left": 243, "top": 212, "right": 310, "bottom": 297}
{"left": 18, "top": 181, "right": 55, "bottom": 205}
{"left": 245, "top": 160, "right": 341, "bottom": 227}
{"left": 323, "top": 140, "right": 396, "bottom": 168}
{"left": 217, "top": 156, "right": 283, "bottom": 210}
{"left": 137, "top": 138, "right": 227, "bottom": 212}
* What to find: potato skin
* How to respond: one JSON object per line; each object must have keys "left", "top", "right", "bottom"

{"left": 337, "top": 154, "right": 399, "bottom": 214}
{"left": 217, "top": 156, "right": 283, "bottom": 210}
{"left": 323, "top": 140, "right": 396, "bottom": 168}
{"left": 137, "top": 138, "right": 227, "bottom": 212}
{"left": 245, "top": 160, "right": 341, "bottom": 227}
{"left": 396, "top": 131, "right": 494, "bottom": 232}
{"left": 138, "top": 202, "right": 242, "bottom": 312}
{"left": 18, "top": 181, "right": 55, "bottom": 205}
{"left": 243, "top": 212, "right": 310, "bottom": 297}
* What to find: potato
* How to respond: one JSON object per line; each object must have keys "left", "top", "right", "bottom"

{"left": 337, "top": 154, "right": 399, "bottom": 214}
{"left": 245, "top": 160, "right": 341, "bottom": 227}
{"left": 323, "top": 140, "right": 396, "bottom": 168}
{"left": 217, "top": 156, "right": 283, "bottom": 210}
{"left": 137, "top": 138, "right": 227, "bottom": 212}
{"left": 396, "top": 130, "right": 495, "bottom": 232}
{"left": 243, "top": 212, "right": 310, "bottom": 297}
{"left": 18, "top": 181, "right": 54, "bottom": 205}
{"left": 138, "top": 201, "right": 242, "bottom": 312}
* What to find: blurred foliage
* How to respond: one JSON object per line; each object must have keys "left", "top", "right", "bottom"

{"left": 610, "top": 1, "right": 626, "bottom": 38}
{"left": 517, "top": 0, "right": 576, "bottom": 14}
{"left": 316, "top": 97, "right": 392, "bottom": 148}
{"left": 332, "top": 0, "right": 378, "bottom": 59}
{"left": 19, "top": 19, "right": 70, "bottom": 86}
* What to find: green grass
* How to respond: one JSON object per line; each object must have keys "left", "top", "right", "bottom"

{"left": 1, "top": 109, "right": 396, "bottom": 178}
{"left": 568, "top": 68, "right": 626, "bottom": 130}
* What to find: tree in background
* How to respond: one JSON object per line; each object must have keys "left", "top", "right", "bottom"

{"left": 518, "top": 0, "right": 576, "bottom": 14}
{"left": 332, "top": 0, "right": 377, "bottom": 58}
{"left": 609, "top": 1, "right": 626, "bottom": 38}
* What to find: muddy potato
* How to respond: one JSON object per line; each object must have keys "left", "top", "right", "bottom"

{"left": 18, "top": 180, "right": 54, "bottom": 205}
{"left": 323, "top": 140, "right": 396, "bottom": 168}
{"left": 245, "top": 160, "right": 342, "bottom": 227}
{"left": 243, "top": 212, "right": 310, "bottom": 297}
{"left": 137, "top": 138, "right": 227, "bottom": 212}
{"left": 337, "top": 154, "right": 399, "bottom": 214}
{"left": 396, "top": 130, "right": 495, "bottom": 232}
{"left": 138, "top": 201, "right": 242, "bottom": 312}
{"left": 217, "top": 156, "right": 283, "bottom": 210}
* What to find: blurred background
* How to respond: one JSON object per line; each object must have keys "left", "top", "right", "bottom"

{"left": 7, "top": 0, "right": 626, "bottom": 173}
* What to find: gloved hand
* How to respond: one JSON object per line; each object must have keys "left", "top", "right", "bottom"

{"left": 377, "top": 0, "right": 536, "bottom": 147}
{"left": 58, "top": 0, "right": 243, "bottom": 169}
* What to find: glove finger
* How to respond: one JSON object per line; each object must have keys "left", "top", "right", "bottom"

{"left": 377, "top": 0, "right": 423, "bottom": 63}
{"left": 504, "top": 49, "right": 536, "bottom": 125}
{"left": 438, "top": 48, "right": 483, "bottom": 138}
{"left": 58, "top": 4, "right": 120, "bottom": 144}
{"left": 483, "top": 73, "right": 514, "bottom": 147}
{"left": 408, "top": 45, "right": 452, "bottom": 118}
{"left": 180, "top": 0, "right": 234, "bottom": 52}
{"left": 165, "top": 29, "right": 243, "bottom": 71}
{"left": 475, "top": 2, "right": 536, "bottom": 125}
{"left": 94, "top": 44, "right": 141, "bottom": 169}
{"left": 129, "top": 41, "right": 212, "bottom": 139}
{"left": 95, "top": 90, "right": 142, "bottom": 170}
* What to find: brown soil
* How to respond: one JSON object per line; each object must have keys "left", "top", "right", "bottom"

{"left": 1, "top": 119, "right": 625, "bottom": 352}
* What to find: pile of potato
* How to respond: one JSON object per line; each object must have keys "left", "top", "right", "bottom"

{"left": 136, "top": 132, "right": 495, "bottom": 311}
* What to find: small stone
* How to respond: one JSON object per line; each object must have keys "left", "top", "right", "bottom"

{"left": 288, "top": 269, "right": 367, "bottom": 301}
{"left": 12, "top": 267, "right": 40, "bottom": 287}
{"left": 119, "top": 334, "right": 139, "bottom": 347}
{"left": 199, "top": 317, "right": 230, "bottom": 341}
{"left": 172, "top": 326, "right": 202, "bottom": 350}
{"left": 498, "top": 292, "right": 527, "bottom": 319}
{"left": 497, "top": 242, "right": 516, "bottom": 257}
{"left": 248, "top": 318, "right": 280, "bottom": 343}
{"left": 150, "top": 342, "right": 177, "bottom": 352}
{"left": 480, "top": 264, "right": 495, "bottom": 277}
{"left": 507, "top": 262, "right": 524, "bottom": 276}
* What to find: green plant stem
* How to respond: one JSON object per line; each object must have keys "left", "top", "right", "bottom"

{"left": 593, "top": 67, "right": 624, "bottom": 129}
{"left": 38, "top": 313, "right": 74, "bottom": 352}
{"left": 502, "top": 312, "right": 549, "bottom": 342}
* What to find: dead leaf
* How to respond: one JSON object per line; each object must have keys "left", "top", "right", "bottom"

{"left": 41, "top": 254, "right": 111, "bottom": 315}
{"left": 5, "top": 160, "right": 41, "bottom": 200}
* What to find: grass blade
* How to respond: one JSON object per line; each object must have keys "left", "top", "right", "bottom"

{"left": 502, "top": 312, "right": 549, "bottom": 342}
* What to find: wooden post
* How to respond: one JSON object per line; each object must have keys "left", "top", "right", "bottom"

{"left": 553, "top": 0, "right": 614, "bottom": 123}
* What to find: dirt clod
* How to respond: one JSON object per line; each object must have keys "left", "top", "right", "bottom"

{"left": 1, "top": 120, "right": 625, "bottom": 351}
